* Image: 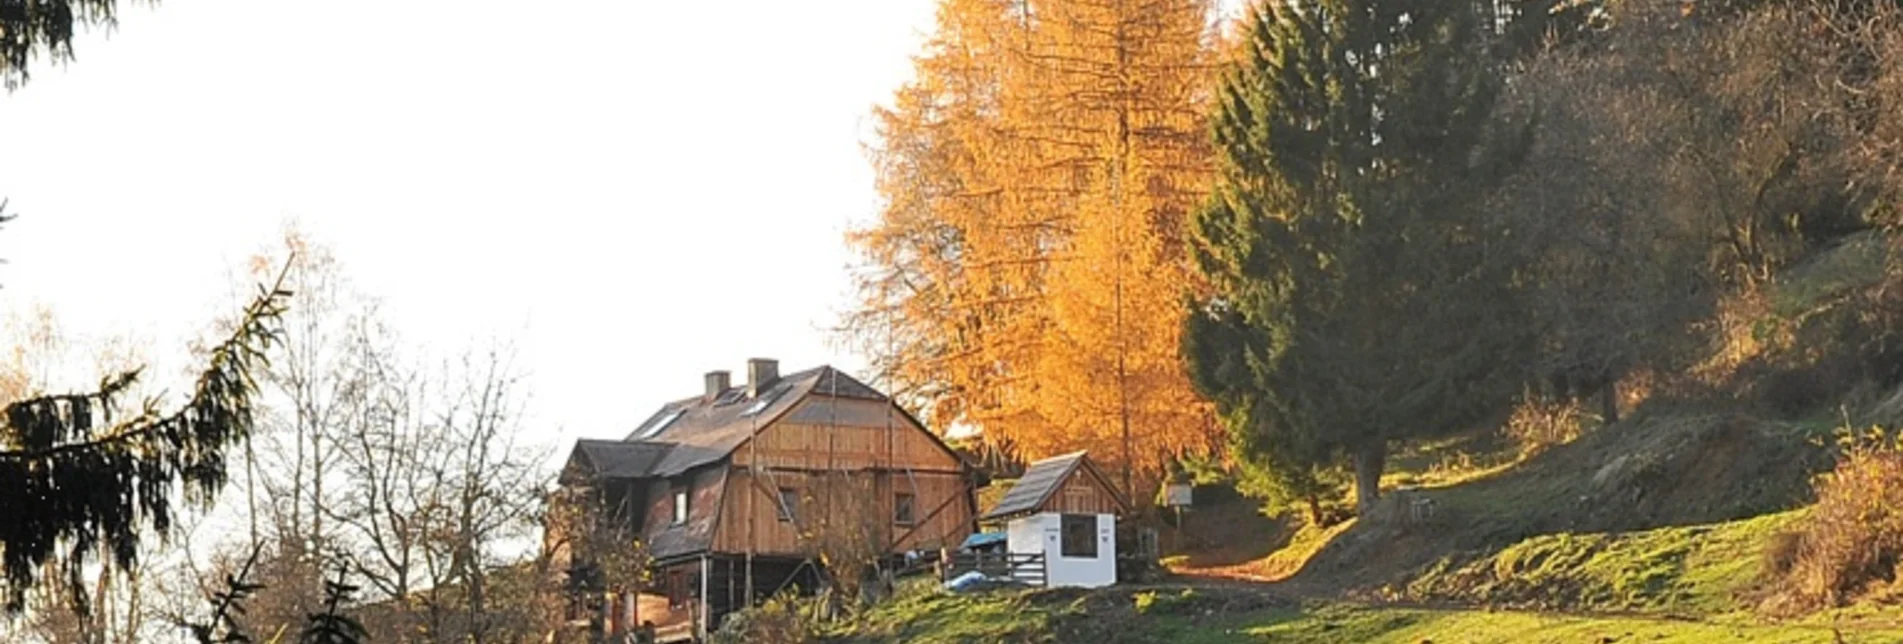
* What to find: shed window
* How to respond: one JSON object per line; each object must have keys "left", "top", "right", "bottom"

{"left": 1059, "top": 514, "right": 1097, "bottom": 558}
{"left": 671, "top": 484, "right": 689, "bottom": 525}
{"left": 777, "top": 487, "right": 799, "bottom": 523}
{"left": 894, "top": 492, "right": 916, "bottom": 525}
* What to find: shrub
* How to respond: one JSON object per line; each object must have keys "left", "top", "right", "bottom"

{"left": 710, "top": 592, "right": 818, "bottom": 644}
{"left": 1763, "top": 427, "right": 1903, "bottom": 614}
{"left": 1506, "top": 395, "right": 1585, "bottom": 456}
{"left": 1762, "top": 530, "right": 1802, "bottom": 580}
{"left": 1132, "top": 589, "right": 1200, "bottom": 616}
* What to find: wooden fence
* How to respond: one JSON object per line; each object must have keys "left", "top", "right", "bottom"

{"left": 939, "top": 552, "right": 1047, "bottom": 587}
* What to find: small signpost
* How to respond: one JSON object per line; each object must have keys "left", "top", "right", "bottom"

{"left": 1163, "top": 482, "right": 1193, "bottom": 508}
{"left": 1163, "top": 481, "right": 1193, "bottom": 531}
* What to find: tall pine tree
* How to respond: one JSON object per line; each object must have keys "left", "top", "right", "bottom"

{"left": 1184, "top": 0, "right": 1536, "bottom": 515}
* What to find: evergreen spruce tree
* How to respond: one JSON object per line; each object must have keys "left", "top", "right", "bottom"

{"left": 1184, "top": 0, "right": 1536, "bottom": 515}
{"left": 298, "top": 568, "right": 366, "bottom": 644}
{"left": 3, "top": 0, "right": 139, "bottom": 89}
{"left": 0, "top": 249, "right": 290, "bottom": 613}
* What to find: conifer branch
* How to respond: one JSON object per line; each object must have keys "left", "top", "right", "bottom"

{"left": 0, "top": 258, "right": 295, "bottom": 614}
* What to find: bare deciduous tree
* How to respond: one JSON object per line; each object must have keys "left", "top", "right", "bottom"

{"left": 319, "top": 338, "right": 549, "bottom": 644}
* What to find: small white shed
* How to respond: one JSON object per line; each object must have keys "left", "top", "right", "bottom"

{"left": 978, "top": 451, "right": 1131, "bottom": 588}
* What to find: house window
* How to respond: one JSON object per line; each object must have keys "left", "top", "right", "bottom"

{"left": 1060, "top": 514, "right": 1097, "bottom": 558}
{"left": 672, "top": 484, "right": 689, "bottom": 525}
{"left": 894, "top": 492, "right": 916, "bottom": 525}
{"left": 777, "top": 487, "right": 799, "bottom": 523}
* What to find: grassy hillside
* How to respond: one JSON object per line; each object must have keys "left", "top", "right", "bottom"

{"left": 1400, "top": 511, "right": 1800, "bottom": 614}
{"left": 823, "top": 582, "right": 1903, "bottom": 643}
{"left": 801, "top": 233, "right": 1903, "bottom": 643}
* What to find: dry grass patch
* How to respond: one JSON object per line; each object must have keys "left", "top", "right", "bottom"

{"left": 1761, "top": 427, "right": 1903, "bottom": 615}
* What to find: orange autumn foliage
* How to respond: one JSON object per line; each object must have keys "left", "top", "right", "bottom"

{"left": 846, "top": 0, "right": 1225, "bottom": 498}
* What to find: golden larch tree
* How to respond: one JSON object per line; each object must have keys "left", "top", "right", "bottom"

{"left": 846, "top": 0, "right": 1223, "bottom": 500}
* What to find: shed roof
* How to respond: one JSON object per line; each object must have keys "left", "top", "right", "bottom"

{"left": 978, "top": 451, "right": 1128, "bottom": 521}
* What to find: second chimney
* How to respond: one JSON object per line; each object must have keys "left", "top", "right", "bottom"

{"left": 704, "top": 370, "right": 731, "bottom": 402}
{"left": 747, "top": 358, "right": 780, "bottom": 398}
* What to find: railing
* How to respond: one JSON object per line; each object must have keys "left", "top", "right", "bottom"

{"left": 940, "top": 552, "right": 1047, "bottom": 587}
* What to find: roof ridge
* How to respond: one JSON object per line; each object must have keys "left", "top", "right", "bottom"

{"left": 646, "top": 364, "right": 836, "bottom": 413}
{"left": 1038, "top": 449, "right": 1091, "bottom": 461}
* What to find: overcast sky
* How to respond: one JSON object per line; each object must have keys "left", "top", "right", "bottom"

{"left": 0, "top": 0, "right": 1249, "bottom": 468}
{"left": 0, "top": 0, "right": 947, "bottom": 457}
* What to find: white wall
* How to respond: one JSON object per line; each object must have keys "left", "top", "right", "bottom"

{"left": 1004, "top": 512, "right": 1116, "bottom": 588}
{"left": 1006, "top": 513, "right": 1049, "bottom": 556}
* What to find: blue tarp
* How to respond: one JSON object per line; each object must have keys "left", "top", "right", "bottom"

{"left": 943, "top": 571, "right": 988, "bottom": 592}
{"left": 961, "top": 531, "right": 1007, "bottom": 550}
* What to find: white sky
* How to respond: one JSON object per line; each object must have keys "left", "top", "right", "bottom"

{"left": 0, "top": 0, "right": 945, "bottom": 458}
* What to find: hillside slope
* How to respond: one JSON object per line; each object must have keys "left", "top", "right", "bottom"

{"left": 811, "top": 233, "right": 1903, "bottom": 642}
{"left": 824, "top": 582, "right": 1903, "bottom": 643}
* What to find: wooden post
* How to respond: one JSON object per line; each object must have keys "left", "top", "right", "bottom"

{"left": 699, "top": 554, "right": 712, "bottom": 641}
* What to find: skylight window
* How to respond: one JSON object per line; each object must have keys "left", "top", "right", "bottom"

{"left": 714, "top": 388, "right": 747, "bottom": 406}
{"left": 634, "top": 408, "right": 684, "bottom": 440}
{"left": 740, "top": 383, "right": 792, "bottom": 417}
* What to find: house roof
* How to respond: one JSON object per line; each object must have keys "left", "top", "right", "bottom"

{"left": 978, "top": 451, "right": 1127, "bottom": 521}
{"left": 560, "top": 363, "right": 970, "bottom": 561}
{"left": 561, "top": 439, "right": 675, "bottom": 483}
{"left": 562, "top": 366, "right": 893, "bottom": 482}
{"left": 637, "top": 366, "right": 890, "bottom": 477}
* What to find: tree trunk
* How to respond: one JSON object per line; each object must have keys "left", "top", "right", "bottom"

{"left": 1600, "top": 382, "right": 1619, "bottom": 424}
{"left": 1353, "top": 444, "right": 1386, "bottom": 516}
{"left": 1305, "top": 495, "right": 1326, "bottom": 527}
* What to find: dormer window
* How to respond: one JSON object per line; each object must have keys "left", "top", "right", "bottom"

{"left": 672, "top": 484, "right": 689, "bottom": 525}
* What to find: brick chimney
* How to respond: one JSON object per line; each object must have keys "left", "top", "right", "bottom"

{"left": 747, "top": 358, "right": 779, "bottom": 398}
{"left": 703, "top": 370, "right": 730, "bottom": 402}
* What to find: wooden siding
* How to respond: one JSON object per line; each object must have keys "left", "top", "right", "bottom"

{"left": 886, "top": 470, "right": 976, "bottom": 551}
{"left": 730, "top": 396, "right": 961, "bottom": 472}
{"left": 1042, "top": 467, "right": 1123, "bottom": 515}
{"left": 712, "top": 468, "right": 974, "bottom": 556}
{"left": 633, "top": 591, "right": 692, "bottom": 641}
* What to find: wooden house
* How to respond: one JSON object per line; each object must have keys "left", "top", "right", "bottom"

{"left": 554, "top": 359, "right": 977, "bottom": 642}
{"left": 976, "top": 451, "right": 1129, "bottom": 588}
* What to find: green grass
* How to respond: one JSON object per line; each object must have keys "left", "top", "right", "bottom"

{"left": 1403, "top": 511, "right": 1802, "bottom": 614}
{"left": 1231, "top": 603, "right": 1900, "bottom": 643}
{"left": 1250, "top": 517, "right": 1355, "bottom": 580}
{"left": 1771, "top": 230, "right": 1888, "bottom": 320}
{"left": 826, "top": 585, "right": 1058, "bottom": 643}
{"left": 824, "top": 587, "right": 1903, "bottom": 643}
{"left": 1384, "top": 429, "right": 1527, "bottom": 490}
